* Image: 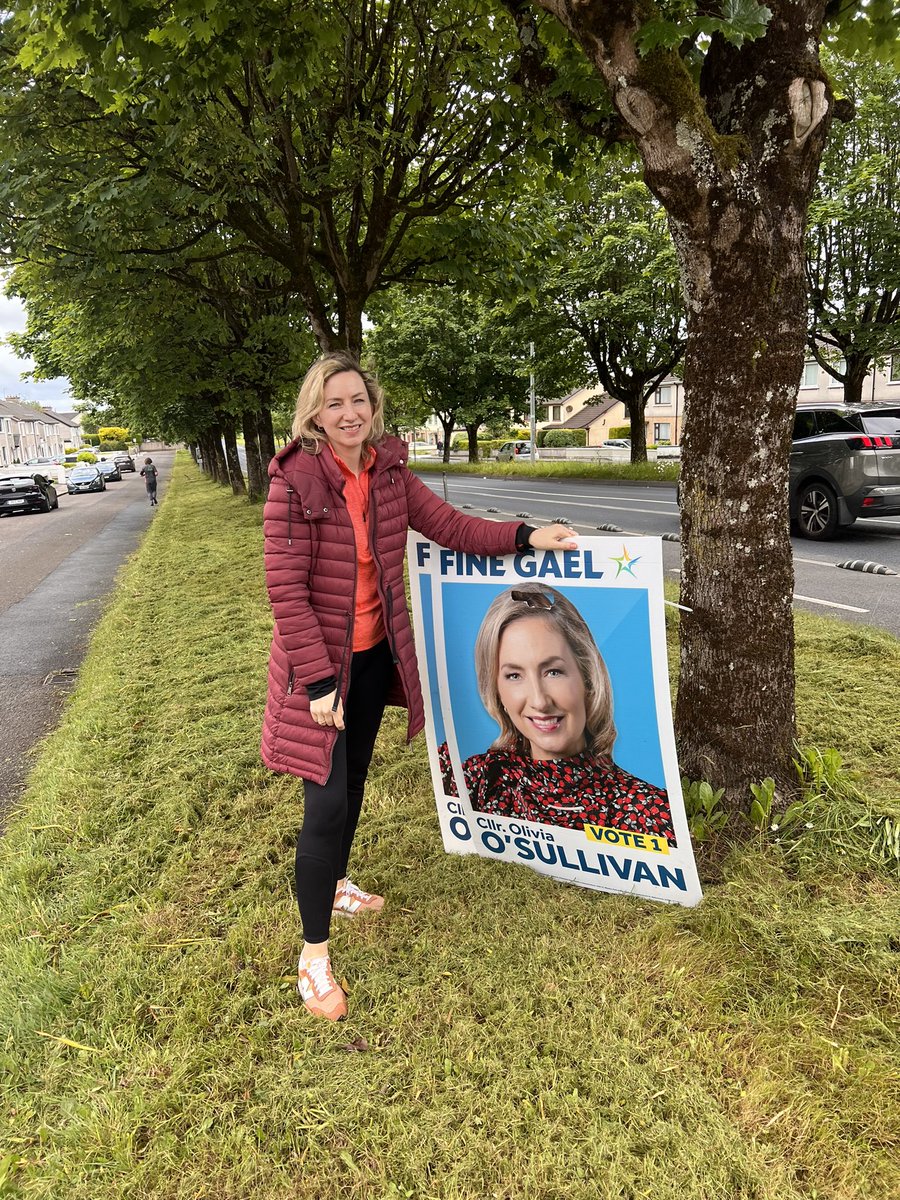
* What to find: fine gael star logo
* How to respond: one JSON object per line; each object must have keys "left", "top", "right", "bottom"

{"left": 610, "top": 545, "right": 642, "bottom": 578}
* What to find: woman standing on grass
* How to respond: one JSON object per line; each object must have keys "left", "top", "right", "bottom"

{"left": 261, "top": 351, "right": 576, "bottom": 1020}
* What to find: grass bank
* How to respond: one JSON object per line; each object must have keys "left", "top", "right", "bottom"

{"left": 409, "top": 458, "right": 680, "bottom": 483}
{"left": 0, "top": 456, "right": 897, "bottom": 1200}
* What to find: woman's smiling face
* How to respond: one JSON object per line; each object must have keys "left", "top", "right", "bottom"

{"left": 315, "top": 369, "right": 373, "bottom": 456}
{"left": 495, "top": 616, "right": 587, "bottom": 760}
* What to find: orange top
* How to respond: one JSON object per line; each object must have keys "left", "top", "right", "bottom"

{"left": 329, "top": 446, "right": 387, "bottom": 651}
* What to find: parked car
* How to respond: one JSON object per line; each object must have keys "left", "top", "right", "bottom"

{"left": 601, "top": 438, "right": 631, "bottom": 449}
{"left": 497, "top": 440, "right": 534, "bottom": 461}
{"left": 25, "top": 455, "right": 64, "bottom": 468}
{"left": 96, "top": 459, "right": 122, "bottom": 482}
{"left": 113, "top": 452, "right": 136, "bottom": 472}
{"left": 0, "top": 471, "right": 59, "bottom": 514}
{"left": 791, "top": 403, "right": 900, "bottom": 539}
{"left": 67, "top": 465, "right": 106, "bottom": 494}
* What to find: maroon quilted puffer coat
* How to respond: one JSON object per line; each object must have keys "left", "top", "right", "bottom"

{"left": 261, "top": 435, "right": 521, "bottom": 784}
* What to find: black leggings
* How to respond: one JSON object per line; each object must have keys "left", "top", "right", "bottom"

{"left": 296, "top": 638, "right": 394, "bottom": 942}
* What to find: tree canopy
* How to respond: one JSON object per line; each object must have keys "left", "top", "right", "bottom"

{"left": 806, "top": 52, "right": 900, "bottom": 403}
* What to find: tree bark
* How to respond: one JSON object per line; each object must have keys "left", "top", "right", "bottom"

{"left": 843, "top": 354, "right": 872, "bottom": 406}
{"left": 531, "top": 0, "right": 832, "bottom": 804}
{"left": 206, "top": 423, "right": 230, "bottom": 486}
{"left": 221, "top": 417, "right": 246, "bottom": 496}
{"left": 256, "top": 407, "right": 277, "bottom": 498}
{"left": 622, "top": 392, "right": 648, "bottom": 462}
{"left": 675, "top": 228, "right": 802, "bottom": 798}
{"left": 465, "top": 423, "right": 481, "bottom": 462}
{"left": 241, "top": 409, "right": 265, "bottom": 502}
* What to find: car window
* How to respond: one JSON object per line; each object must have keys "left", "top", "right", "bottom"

{"left": 859, "top": 410, "right": 900, "bottom": 436}
{"left": 792, "top": 412, "right": 817, "bottom": 439}
{"left": 815, "top": 411, "right": 863, "bottom": 435}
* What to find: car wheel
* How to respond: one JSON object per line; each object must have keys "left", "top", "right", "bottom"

{"left": 797, "top": 481, "right": 840, "bottom": 540}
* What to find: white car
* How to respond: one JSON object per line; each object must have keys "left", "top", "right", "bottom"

{"left": 601, "top": 438, "right": 631, "bottom": 449}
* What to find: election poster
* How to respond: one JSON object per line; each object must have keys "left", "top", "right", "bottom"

{"left": 408, "top": 534, "right": 702, "bottom": 907}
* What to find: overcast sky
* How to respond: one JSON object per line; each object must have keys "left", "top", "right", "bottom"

{"left": 0, "top": 293, "right": 73, "bottom": 409}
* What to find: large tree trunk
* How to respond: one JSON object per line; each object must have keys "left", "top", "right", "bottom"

{"left": 439, "top": 415, "right": 455, "bottom": 463}
{"left": 621, "top": 391, "right": 648, "bottom": 462}
{"left": 241, "top": 409, "right": 265, "bottom": 502}
{"left": 843, "top": 353, "right": 873, "bottom": 406}
{"left": 530, "top": 0, "right": 833, "bottom": 806}
{"left": 256, "top": 407, "right": 277, "bottom": 499}
{"left": 221, "top": 417, "right": 247, "bottom": 497}
{"left": 205, "top": 424, "right": 230, "bottom": 486}
{"left": 675, "top": 222, "right": 804, "bottom": 798}
{"left": 465, "top": 423, "right": 481, "bottom": 462}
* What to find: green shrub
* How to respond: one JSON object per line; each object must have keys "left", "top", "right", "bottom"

{"left": 76, "top": 450, "right": 98, "bottom": 463}
{"left": 99, "top": 440, "right": 127, "bottom": 452}
{"left": 609, "top": 425, "right": 631, "bottom": 439}
{"left": 543, "top": 428, "right": 586, "bottom": 448}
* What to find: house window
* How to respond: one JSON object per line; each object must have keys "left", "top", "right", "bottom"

{"left": 890, "top": 354, "right": 900, "bottom": 383}
{"left": 828, "top": 359, "right": 845, "bottom": 387}
{"left": 655, "top": 384, "right": 673, "bottom": 406}
{"left": 801, "top": 361, "right": 818, "bottom": 388}
{"left": 654, "top": 422, "right": 671, "bottom": 442}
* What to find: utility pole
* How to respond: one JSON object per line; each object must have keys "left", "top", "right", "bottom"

{"left": 529, "top": 341, "right": 536, "bottom": 463}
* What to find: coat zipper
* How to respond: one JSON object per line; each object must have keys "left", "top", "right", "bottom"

{"left": 286, "top": 484, "right": 294, "bottom": 545}
{"left": 368, "top": 470, "right": 399, "bottom": 665}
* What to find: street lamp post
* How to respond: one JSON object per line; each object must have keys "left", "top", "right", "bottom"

{"left": 529, "top": 341, "right": 536, "bottom": 463}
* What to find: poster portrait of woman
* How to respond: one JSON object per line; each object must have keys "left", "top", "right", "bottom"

{"left": 441, "top": 584, "right": 675, "bottom": 842}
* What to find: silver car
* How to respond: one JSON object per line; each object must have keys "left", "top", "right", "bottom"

{"left": 790, "top": 403, "right": 900, "bottom": 539}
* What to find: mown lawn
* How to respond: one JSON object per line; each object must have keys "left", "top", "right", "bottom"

{"left": 0, "top": 455, "right": 897, "bottom": 1200}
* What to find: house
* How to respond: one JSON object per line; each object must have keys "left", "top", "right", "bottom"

{"left": 0, "top": 396, "right": 72, "bottom": 466}
{"left": 542, "top": 376, "right": 684, "bottom": 446}
{"left": 798, "top": 353, "right": 900, "bottom": 404}
{"left": 42, "top": 408, "right": 83, "bottom": 450}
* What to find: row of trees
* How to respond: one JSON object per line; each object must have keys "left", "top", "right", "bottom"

{"left": 1, "top": 0, "right": 898, "bottom": 806}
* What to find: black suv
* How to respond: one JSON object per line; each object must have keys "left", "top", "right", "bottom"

{"left": 791, "top": 403, "right": 900, "bottom": 539}
{"left": 0, "top": 471, "right": 59, "bottom": 515}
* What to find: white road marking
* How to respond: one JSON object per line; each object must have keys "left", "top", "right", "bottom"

{"left": 430, "top": 479, "right": 677, "bottom": 514}
{"left": 669, "top": 569, "right": 870, "bottom": 613}
{"left": 792, "top": 594, "right": 869, "bottom": 613}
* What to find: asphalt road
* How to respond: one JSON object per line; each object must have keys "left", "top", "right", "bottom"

{"left": 419, "top": 474, "right": 900, "bottom": 638}
{"left": 0, "top": 452, "right": 174, "bottom": 823}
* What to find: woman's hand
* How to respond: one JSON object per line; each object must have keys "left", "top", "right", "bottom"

{"left": 310, "top": 691, "right": 345, "bottom": 730}
{"left": 528, "top": 524, "right": 578, "bottom": 551}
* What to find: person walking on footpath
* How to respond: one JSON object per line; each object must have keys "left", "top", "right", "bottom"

{"left": 261, "top": 351, "right": 577, "bottom": 1021}
{"left": 140, "top": 457, "right": 159, "bottom": 505}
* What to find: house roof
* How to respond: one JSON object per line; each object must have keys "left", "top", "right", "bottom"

{"left": 556, "top": 397, "right": 620, "bottom": 429}
{"left": 0, "top": 396, "right": 48, "bottom": 423}
{"left": 41, "top": 408, "right": 79, "bottom": 428}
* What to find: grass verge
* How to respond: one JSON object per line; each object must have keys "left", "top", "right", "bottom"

{"left": 0, "top": 455, "right": 897, "bottom": 1200}
{"left": 409, "top": 459, "right": 679, "bottom": 483}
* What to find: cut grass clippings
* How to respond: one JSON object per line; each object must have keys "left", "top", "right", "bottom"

{"left": 0, "top": 454, "right": 898, "bottom": 1200}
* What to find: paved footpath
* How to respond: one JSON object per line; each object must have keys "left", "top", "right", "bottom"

{"left": 0, "top": 451, "right": 174, "bottom": 827}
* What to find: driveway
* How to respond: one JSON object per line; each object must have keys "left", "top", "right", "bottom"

{"left": 0, "top": 451, "right": 174, "bottom": 824}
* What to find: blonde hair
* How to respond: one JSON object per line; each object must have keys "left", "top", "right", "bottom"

{"left": 291, "top": 351, "right": 386, "bottom": 451}
{"left": 473, "top": 584, "right": 616, "bottom": 758}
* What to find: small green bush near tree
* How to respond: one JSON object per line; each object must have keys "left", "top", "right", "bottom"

{"left": 76, "top": 450, "right": 97, "bottom": 463}
{"left": 609, "top": 425, "right": 631, "bottom": 439}
{"left": 542, "top": 428, "right": 587, "bottom": 448}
